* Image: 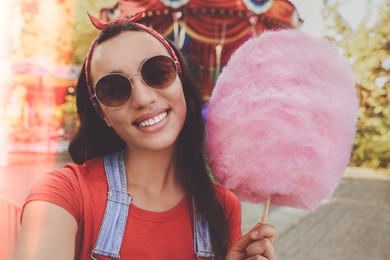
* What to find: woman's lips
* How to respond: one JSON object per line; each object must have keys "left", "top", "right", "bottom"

{"left": 133, "top": 109, "right": 170, "bottom": 128}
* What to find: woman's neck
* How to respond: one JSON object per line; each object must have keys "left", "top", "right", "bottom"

{"left": 123, "top": 145, "right": 186, "bottom": 211}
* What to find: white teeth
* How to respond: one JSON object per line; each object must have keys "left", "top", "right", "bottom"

{"left": 137, "top": 112, "right": 168, "bottom": 127}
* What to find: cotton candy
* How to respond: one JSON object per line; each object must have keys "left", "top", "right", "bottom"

{"left": 205, "top": 29, "right": 358, "bottom": 211}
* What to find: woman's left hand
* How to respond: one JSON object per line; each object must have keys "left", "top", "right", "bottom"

{"left": 226, "top": 223, "right": 276, "bottom": 260}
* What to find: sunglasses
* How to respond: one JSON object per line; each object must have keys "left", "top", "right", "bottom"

{"left": 92, "top": 55, "right": 179, "bottom": 108}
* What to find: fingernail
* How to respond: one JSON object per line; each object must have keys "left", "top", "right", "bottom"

{"left": 250, "top": 230, "right": 259, "bottom": 239}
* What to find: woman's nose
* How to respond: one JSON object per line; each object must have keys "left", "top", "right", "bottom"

{"left": 130, "top": 74, "right": 157, "bottom": 109}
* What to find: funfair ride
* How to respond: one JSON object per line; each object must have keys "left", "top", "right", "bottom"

{"left": 98, "top": 0, "right": 302, "bottom": 98}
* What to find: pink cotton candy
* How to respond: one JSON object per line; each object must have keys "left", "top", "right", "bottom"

{"left": 205, "top": 29, "right": 358, "bottom": 211}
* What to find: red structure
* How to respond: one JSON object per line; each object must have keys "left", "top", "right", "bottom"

{"left": 99, "top": 0, "right": 302, "bottom": 98}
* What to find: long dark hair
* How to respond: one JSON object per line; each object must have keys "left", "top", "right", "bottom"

{"left": 68, "top": 22, "right": 230, "bottom": 258}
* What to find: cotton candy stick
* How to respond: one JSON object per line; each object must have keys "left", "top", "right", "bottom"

{"left": 261, "top": 196, "right": 271, "bottom": 224}
{"left": 205, "top": 29, "right": 358, "bottom": 213}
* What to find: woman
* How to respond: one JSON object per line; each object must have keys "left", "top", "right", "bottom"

{"left": 16, "top": 14, "right": 276, "bottom": 260}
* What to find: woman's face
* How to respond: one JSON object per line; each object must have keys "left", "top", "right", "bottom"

{"left": 90, "top": 31, "right": 187, "bottom": 152}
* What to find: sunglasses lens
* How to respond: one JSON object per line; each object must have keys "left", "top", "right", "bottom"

{"left": 142, "top": 55, "right": 177, "bottom": 89}
{"left": 94, "top": 56, "right": 177, "bottom": 108}
{"left": 95, "top": 74, "right": 131, "bottom": 108}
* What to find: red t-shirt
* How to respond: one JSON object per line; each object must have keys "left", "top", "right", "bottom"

{"left": 23, "top": 157, "right": 242, "bottom": 259}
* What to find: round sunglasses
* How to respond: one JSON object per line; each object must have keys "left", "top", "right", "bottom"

{"left": 92, "top": 55, "right": 179, "bottom": 108}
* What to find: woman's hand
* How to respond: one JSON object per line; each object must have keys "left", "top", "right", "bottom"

{"left": 226, "top": 223, "right": 276, "bottom": 260}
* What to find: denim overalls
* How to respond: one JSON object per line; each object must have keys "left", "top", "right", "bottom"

{"left": 90, "top": 151, "right": 214, "bottom": 259}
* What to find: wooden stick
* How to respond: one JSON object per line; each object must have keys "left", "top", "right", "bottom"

{"left": 261, "top": 195, "right": 271, "bottom": 224}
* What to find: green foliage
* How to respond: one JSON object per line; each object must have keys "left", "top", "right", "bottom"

{"left": 61, "top": 95, "right": 77, "bottom": 115}
{"left": 61, "top": 94, "right": 79, "bottom": 131}
{"left": 71, "top": 0, "right": 118, "bottom": 65}
{"left": 323, "top": 0, "right": 390, "bottom": 168}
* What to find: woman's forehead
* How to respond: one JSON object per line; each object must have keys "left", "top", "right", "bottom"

{"left": 90, "top": 31, "right": 169, "bottom": 80}
{"left": 96, "top": 31, "right": 169, "bottom": 58}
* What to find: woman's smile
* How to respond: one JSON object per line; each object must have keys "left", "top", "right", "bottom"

{"left": 132, "top": 109, "right": 170, "bottom": 132}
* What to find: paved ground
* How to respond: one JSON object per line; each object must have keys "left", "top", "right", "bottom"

{"left": 1, "top": 153, "right": 390, "bottom": 259}
{"left": 241, "top": 169, "right": 390, "bottom": 260}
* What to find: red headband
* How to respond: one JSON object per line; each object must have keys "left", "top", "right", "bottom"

{"left": 85, "top": 12, "right": 183, "bottom": 115}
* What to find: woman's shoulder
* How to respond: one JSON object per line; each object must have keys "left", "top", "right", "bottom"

{"left": 65, "top": 156, "right": 104, "bottom": 175}
{"left": 23, "top": 156, "right": 106, "bottom": 222}
{"left": 212, "top": 183, "right": 242, "bottom": 242}
{"left": 212, "top": 182, "right": 240, "bottom": 210}
{"left": 36, "top": 156, "right": 105, "bottom": 188}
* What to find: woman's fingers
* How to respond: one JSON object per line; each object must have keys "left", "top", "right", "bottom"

{"left": 250, "top": 223, "right": 277, "bottom": 244}
{"left": 226, "top": 223, "right": 277, "bottom": 260}
{"left": 246, "top": 255, "right": 268, "bottom": 260}
{"left": 245, "top": 238, "right": 276, "bottom": 260}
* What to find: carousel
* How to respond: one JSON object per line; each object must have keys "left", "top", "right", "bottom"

{"left": 98, "top": 0, "right": 302, "bottom": 98}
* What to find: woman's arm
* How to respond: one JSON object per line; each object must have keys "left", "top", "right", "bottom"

{"left": 16, "top": 201, "right": 78, "bottom": 260}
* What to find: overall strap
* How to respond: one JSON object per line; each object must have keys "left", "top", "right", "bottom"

{"left": 193, "top": 197, "right": 215, "bottom": 259}
{"left": 92, "top": 151, "right": 132, "bottom": 259}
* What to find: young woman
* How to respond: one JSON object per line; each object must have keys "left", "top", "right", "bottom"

{"left": 16, "top": 15, "right": 276, "bottom": 260}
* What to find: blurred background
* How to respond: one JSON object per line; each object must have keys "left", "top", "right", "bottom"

{"left": 0, "top": 0, "right": 389, "bottom": 259}
{"left": 0, "top": 0, "right": 388, "bottom": 167}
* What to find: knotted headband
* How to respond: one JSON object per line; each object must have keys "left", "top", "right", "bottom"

{"left": 85, "top": 11, "right": 183, "bottom": 114}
